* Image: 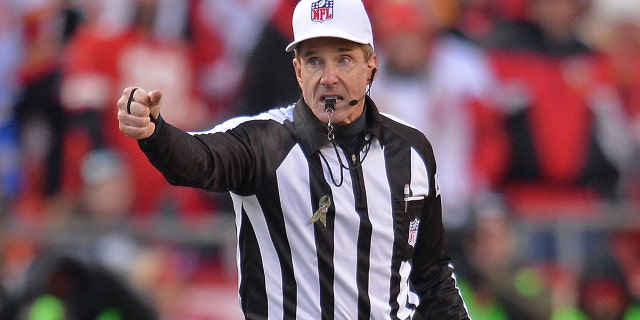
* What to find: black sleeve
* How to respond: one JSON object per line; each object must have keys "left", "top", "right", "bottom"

{"left": 410, "top": 198, "right": 469, "bottom": 319}
{"left": 137, "top": 115, "right": 256, "bottom": 193}
{"left": 410, "top": 152, "right": 470, "bottom": 319}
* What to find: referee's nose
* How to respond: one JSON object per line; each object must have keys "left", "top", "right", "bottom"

{"left": 320, "top": 63, "right": 340, "bottom": 87}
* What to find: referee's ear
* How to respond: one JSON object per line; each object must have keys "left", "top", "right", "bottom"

{"left": 367, "top": 53, "right": 378, "bottom": 83}
{"left": 293, "top": 58, "right": 304, "bottom": 88}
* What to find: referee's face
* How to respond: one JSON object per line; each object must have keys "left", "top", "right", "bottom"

{"left": 293, "top": 37, "right": 377, "bottom": 125}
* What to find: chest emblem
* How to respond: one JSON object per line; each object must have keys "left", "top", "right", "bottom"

{"left": 309, "top": 195, "right": 331, "bottom": 227}
{"left": 408, "top": 218, "right": 420, "bottom": 247}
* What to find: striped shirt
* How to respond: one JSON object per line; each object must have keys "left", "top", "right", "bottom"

{"left": 139, "top": 98, "right": 469, "bottom": 319}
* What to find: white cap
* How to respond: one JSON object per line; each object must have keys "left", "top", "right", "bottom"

{"left": 286, "top": 0, "right": 374, "bottom": 52}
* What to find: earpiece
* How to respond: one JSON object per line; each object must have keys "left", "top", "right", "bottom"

{"left": 349, "top": 68, "right": 377, "bottom": 107}
{"left": 370, "top": 68, "right": 377, "bottom": 84}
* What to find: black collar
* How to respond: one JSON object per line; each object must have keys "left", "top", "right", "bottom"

{"left": 293, "top": 96, "right": 385, "bottom": 157}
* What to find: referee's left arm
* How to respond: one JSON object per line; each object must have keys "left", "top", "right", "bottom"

{"left": 410, "top": 190, "right": 470, "bottom": 319}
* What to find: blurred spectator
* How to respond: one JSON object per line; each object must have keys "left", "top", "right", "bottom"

{"left": 59, "top": 0, "right": 219, "bottom": 217}
{"left": 479, "top": 3, "right": 640, "bottom": 310}
{"left": 579, "top": 276, "right": 637, "bottom": 320}
{"left": 0, "top": 235, "right": 39, "bottom": 309}
{"left": 0, "top": 0, "right": 24, "bottom": 214}
{"left": 232, "top": 0, "right": 300, "bottom": 116}
{"left": 2, "top": 147, "right": 240, "bottom": 319}
{"left": 489, "top": 0, "right": 591, "bottom": 55}
{"left": 486, "top": 0, "right": 627, "bottom": 217}
{"left": 0, "top": 149, "right": 152, "bottom": 318}
{"left": 0, "top": 253, "right": 157, "bottom": 320}
{"left": 369, "top": 0, "right": 508, "bottom": 231}
{"left": 192, "top": 0, "right": 285, "bottom": 119}
{"left": 457, "top": 0, "right": 529, "bottom": 46}
{"left": 610, "top": 230, "right": 640, "bottom": 319}
{"left": 457, "top": 199, "right": 585, "bottom": 320}
{"left": 580, "top": 0, "right": 640, "bottom": 199}
{"left": 128, "top": 244, "right": 244, "bottom": 319}
{"left": 54, "top": 148, "right": 224, "bottom": 318}
{"left": 583, "top": 0, "right": 640, "bottom": 319}
{"left": 12, "top": 0, "right": 82, "bottom": 218}
{"left": 46, "top": 149, "right": 142, "bottom": 278}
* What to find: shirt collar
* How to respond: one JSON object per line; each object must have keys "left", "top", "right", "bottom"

{"left": 293, "top": 96, "right": 385, "bottom": 156}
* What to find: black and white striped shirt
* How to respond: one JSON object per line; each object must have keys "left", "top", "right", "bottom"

{"left": 139, "top": 98, "right": 469, "bottom": 319}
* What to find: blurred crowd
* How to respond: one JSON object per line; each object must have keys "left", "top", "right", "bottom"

{"left": 0, "top": 0, "right": 640, "bottom": 319}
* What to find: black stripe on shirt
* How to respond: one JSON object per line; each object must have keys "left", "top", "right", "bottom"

{"left": 238, "top": 208, "right": 268, "bottom": 318}
{"left": 309, "top": 153, "right": 336, "bottom": 319}
{"left": 351, "top": 163, "right": 373, "bottom": 320}
{"left": 257, "top": 179, "right": 298, "bottom": 319}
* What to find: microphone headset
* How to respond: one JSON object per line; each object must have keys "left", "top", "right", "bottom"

{"left": 348, "top": 97, "right": 365, "bottom": 106}
{"left": 325, "top": 68, "right": 377, "bottom": 111}
{"left": 348, "top": 67, "right": 377, "bottom": 106}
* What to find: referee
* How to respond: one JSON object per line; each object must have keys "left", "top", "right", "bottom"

{"left": 117, "top": 0, "right": 469, "bottom": 319}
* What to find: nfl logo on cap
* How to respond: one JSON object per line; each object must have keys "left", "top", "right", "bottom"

{"left": 311, "top": 0, "right": 334, "bottom": 22}
{"left": 286, "top": 0, "right": 374, "bottom": 52}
